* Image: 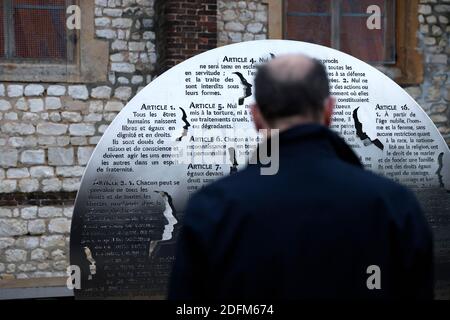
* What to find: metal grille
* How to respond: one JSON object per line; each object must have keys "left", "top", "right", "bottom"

{"left": 0, "top": 4, "right": 4, "bottom": 58}
{"left": 1, "top": 0, "right": 68, "bottom": 60}
{"left": 285, "top": 0, "right": 332, "bottom": 48}
{"left": 285, "top": 0, "right": 396, "bottom": 65}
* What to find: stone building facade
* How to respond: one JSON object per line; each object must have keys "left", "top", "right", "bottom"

{"left": 0, "top": 0, "right": 449, "bottom": 283}
{"left": 0, "top": 0, "right": 158, "bottom": 280}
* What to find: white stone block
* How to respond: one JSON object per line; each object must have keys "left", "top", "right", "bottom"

{"left": 36, "top": 123, "right": 68, "bottom": 135}
{"left": 91, "top": 86, "right": 112, "bottom": 99}
{"left": 47, "top": 85, "right": 66, "bottom": 96}
{"left": 112, "top": 18, "right": 133, "bottom": 28}
{"left": 0, "top": 149, "right": 18, "bottom": 167}
{"left": 105, "top": 101, "right": 124, "bottom": 111}
{"left": 24, "top": 84, "right": 45, "bottom": 96}
{"left": 31, "top": 248, "right": 49, "bottom": 261}
{"left": 0, "top": 180, "right": 17, "bottom": 193}
{"left": 15, "top": 236, "right": 39, "bottom": 249}
{"left": 111, "top": 40, "right": 128, "bottom": 50}
{"left": 2, "top": 123, "right": 35, "bottom": 135}
{"left": 0, "top": 208, "right": 12, "bottom": 218}
{"left": 51, "top": 249, "right": 66, "bottom": 261}
{"left": 77, "top": 147, "right": 95, "bottom": 165}
{"left": 4, "top": 112, "right": 18, "bottom": 120}
{"left": 21, "top": 207, "right": 38, "bottom": 220}
{"left": 38, "top": 207, "right": 63, "bottom": 218}
{"left": 68, "top": 85, "right": 89, "bottom": 100}
{"left": 21, "top": 150, "right": 45, "bottom": 164}
{"left": 42, "top": 178, "right": 62, "bottom": 192}
{"left": 111, "top": 63, "right": 136, "bottom": 73}
{"left": 114, "top": 86, "right": 132, "bottom": 101}
{"left": 0, "top": 100, "right": 11, "bottom": 111}
{"left": 40, "top": 235, "right": 65, "bottom": 248}
{"left": 5, "top": 249, "right": 27, "bottom": 262}
{"left": 63, "top": 206, "right": 74, "bottom": 218}
{"left": 62, "top": 178, "right": 81, "bottom": 191}
{"left": 29, "top": 98, "right": 44, "bottom": 112}
{"left": 0, "top": 219, "right": 28, "bottom": 237}
{"left": 30, "top": 166, "right": 54, "bottom": 178}
{"left": 0, "top": 237, "right": 15, "bottom": 249}
{"left": 49, "top": 218, "right": 71, "bottom": 234}
{"left": 15, "top": 98, "right": 28, "bottom": 111}
{"left": 96, "top": 29, "right": 117, "bottom": 39}
{"left": 18, "top": 179, "right": 39, "bottom": 192}
{"left": 56, "top": 166, "right": 85, "bottom": 177}
{"left": 7, "top": 85, "right": 23, "bottom": 97}
{"left": 95, "top": 17, "right": 111, "bottom": 27}
{"left": 48, "top": 147, "right": 74, "bottom": 165}
{"left": 6, "top": 168, "right": 30, "bottom": 179}
{"left": 131, "top": 75, "right": 144, "bottom": 84}
{"left": 69, "top": 124, "right": 96, "bottom": 136}
{"left": 28, "top": 220, "right": 46, "bottom": 235}
{"left": 45, "top": 97, "right": 62, "bottom": 110}
{"left": 61, "top": 112, "right": 82, "bottom": 123}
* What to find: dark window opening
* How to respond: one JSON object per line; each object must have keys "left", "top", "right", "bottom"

{"left": 284, "top": 0, "right": 396, "bottom": 64}
{"left": 1, "top": 0, "right": 72, "bottom": 62}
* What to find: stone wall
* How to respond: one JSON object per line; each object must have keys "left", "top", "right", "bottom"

{"left": 0, "top": 205, "right": 73, "bottom": 279}
{"left": 0, "top": 0, "right": 449, "bottom": 281}
{"left": 405, "top": 0, "right": 450, "bottom": 145}
{"left": 218, "top": 0, "right": 267, "bottom": 46}
{"left": 0, "top": 0, "right": 157, "bottom": 280}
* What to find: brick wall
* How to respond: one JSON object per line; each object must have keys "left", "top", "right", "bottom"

{"left": 155, "top": 0, "right": 217, "bottom": 74}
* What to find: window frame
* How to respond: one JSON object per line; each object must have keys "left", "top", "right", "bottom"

{"left": 264, "top": 0, "right": 423, "bottom": 85}
{"left": 0, "top": 0, "right": 109, "bottom": 83}
{"left": 1, "top": 0, "right": 75, "bottom": 63}
{"left": 285, "top": 0, "right": 396, "bottom": 64}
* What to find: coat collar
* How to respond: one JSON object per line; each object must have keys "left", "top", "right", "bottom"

{"left": 266, "top": 123, "right": 363, "bottom": 168}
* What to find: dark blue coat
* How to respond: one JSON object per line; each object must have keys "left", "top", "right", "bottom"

{"left": 169, "top": 124, "right": 433, "bottom": 300}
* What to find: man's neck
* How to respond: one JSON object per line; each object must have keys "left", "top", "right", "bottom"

{"left": 268, "top": 116, "right": 324, "bottom": 134}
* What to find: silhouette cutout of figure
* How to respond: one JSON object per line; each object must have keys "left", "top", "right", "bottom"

{"left": 228, "top": 147, "right": 238, "bottom": 175}
{"left": 84, "top": 246, "right": 96, "bottom": 280}
{"left": 149, "top": 191, "right": 178, "bottom": 258}
{"left": 436, "top": 152, "right": 445, "bottom": 188}
{"left": 233, "top": 72, "right": 253, "bottom": 105}
{"left": 176, "top": 107, "right": 191, "bottom": 141}
{"left": 353, "top": 107, "right": 384, "bottom": 151}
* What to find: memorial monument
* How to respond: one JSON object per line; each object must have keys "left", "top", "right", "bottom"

{"left": 70, "top": 40, "right": 450, "bottom": 299}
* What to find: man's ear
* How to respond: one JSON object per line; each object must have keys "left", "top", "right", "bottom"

{"left": 251, "top": 104, "right": 269, "bottom": 130}
{"left": 323, "top": 96, "right": 335, "bottom": 127}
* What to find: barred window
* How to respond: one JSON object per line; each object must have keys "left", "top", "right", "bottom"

{"left": 284, "top": 0, "right": 396, "bottom": 64}
{"left": 0, "top": 0, "right": 73, "bottom": 62}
